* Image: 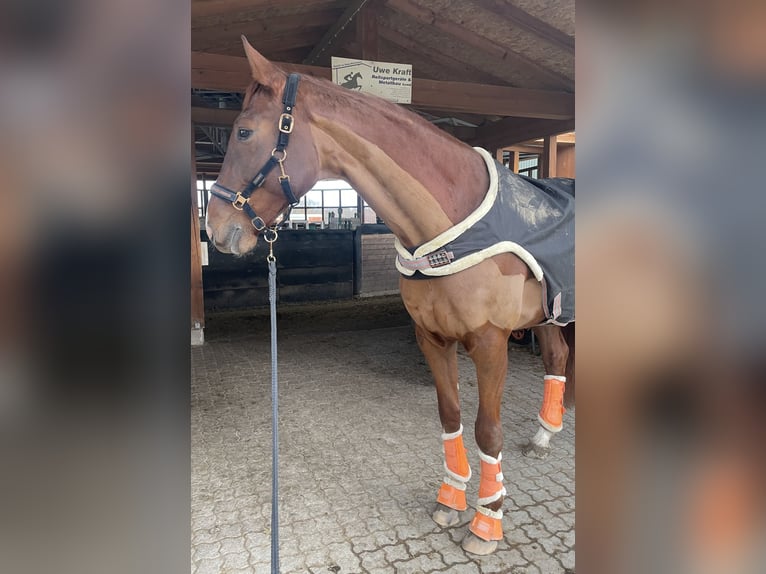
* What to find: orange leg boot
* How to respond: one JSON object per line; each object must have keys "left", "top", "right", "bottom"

{"left": 436, "top": 424, "right": 472, "bottom": 512}
{"left": 538, "top": 375, "right": 566, "bottom": 433}
{"left": 468, "top": 450, "right": 506, "bottom": 542}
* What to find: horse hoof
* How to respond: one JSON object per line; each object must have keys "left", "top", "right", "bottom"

{"left": 461, "top": 532, "right": 498, "bottom": 555}
{"left": 432, "top": 504, "right": 460, "bottom": 528}
{"left": 521, "top": 440, "right": 550, "bottom": 459}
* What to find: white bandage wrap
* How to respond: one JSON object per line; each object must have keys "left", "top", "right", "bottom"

{"left": 478, "top": 487, "right": 507, "bottom": 507}
{"left": 441, "top": 424, "right": 464, "bottom": 441}
{"left": 478, "top": 450, "right": 502, "bottom": 465}
{"left": 544, "top": 375, "right": 566, "bottom": 382}
{"left": 444, "top": 463, "right": 472, "bottom": 483}
{"left": 476, "top": 505, "right": 503, "bottom": 520}
{"left": 443, "top": 475, "right": 468, "bottom": 490}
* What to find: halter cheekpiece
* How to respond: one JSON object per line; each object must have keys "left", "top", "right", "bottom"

{"left": 210, "top": 73, "right": 301, "bottom": 231}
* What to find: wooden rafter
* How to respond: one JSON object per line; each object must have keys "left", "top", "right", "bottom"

{"left": 474, "top": 0, "right": 574, "bottom": 53}
{"left": 303, "top": 0, "right": 376, "bottom": 64}
{"left": 192, "top": 0, "right": 337, "bottom": 20}
{"left": 356, "top": 2, "right": 379, "bottom": 59}
{"left": 192, "top": 51, "right": 575, "bottom": 119}
{"left": 199, "top": 29, "right": 328, "bottom": 56}
{"left": 384, "top": 0, "right": 573, "bottom": 90}
{"left": 470, "top": 116, "right": 575, "bottom": 149}
{"left": 378, "top": 24, "right": 510, "bottom": 86}
{"left": 193, "top": 9, "right": 341, "bottom": 49}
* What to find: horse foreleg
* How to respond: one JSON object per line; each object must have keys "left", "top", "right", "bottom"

{"left": 462, "top": 325, "right": 509, "bottom": 555}
{"left": 415, "top": 325, "right": 469, "bottom": 528}
{"left": 523, "top": 325, "right": 569, "bottom": 459}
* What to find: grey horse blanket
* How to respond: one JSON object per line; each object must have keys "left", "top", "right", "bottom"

{"left": 396, "top": 147, "right": 574, "bottom": 326}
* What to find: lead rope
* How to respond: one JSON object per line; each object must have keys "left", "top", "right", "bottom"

{"left": 265, "top": 228, "right": 280, "bottom": 574}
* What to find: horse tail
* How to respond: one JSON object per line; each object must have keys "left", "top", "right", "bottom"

{"left": 563, "top": 322, "right": 575, "bottom": 408}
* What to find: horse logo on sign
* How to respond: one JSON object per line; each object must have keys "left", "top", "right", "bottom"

{"left": 341, "top": 72, "right": 363, "bottom": 90}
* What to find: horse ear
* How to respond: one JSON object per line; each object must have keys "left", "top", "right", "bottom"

{"left": 241, "top": 36, "right": 283, "bottom": 89}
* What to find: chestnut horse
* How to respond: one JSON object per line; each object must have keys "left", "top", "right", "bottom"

{"left": 205, "top": 38, "right": 574, "bottom": 555}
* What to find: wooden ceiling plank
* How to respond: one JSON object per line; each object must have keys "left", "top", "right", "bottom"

{"left": 357, "top": 3, "right": 380, "bottom": 59}
{"left": 191, "top": 51, "right": 574, "bottom": 119}
{"left": 470, "top": 117, "right": 575, "bottom": 149}
{"left": 384, "top": 0, "right": 573, "bottom": 90}
{"left": 193, "top": 8, "right": 340, "bottom": 43}
{"left": 378, "top": 25, "right": 510, "bottom": 86}
{"left": 192, "top": 0, "right": 335, "bottom": 20}
{"left": 474, "top": 0, "right": 574, "bottom": 53}
{"left": 199, "top": 30, "right": 328, "bottom": 56}
{"left": 303, "top": 0, "right": 376, "bottom": 64}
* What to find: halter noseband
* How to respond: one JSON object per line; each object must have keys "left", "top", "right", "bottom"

{"left": 210, "top": 73, "right": 301, "bottom": 232}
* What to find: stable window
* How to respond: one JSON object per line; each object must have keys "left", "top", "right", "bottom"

{"left": 196, "top": 177, "right": 379, "bottom": 230}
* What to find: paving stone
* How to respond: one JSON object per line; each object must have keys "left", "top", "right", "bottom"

{"left": 193, "top": 557, "right": 223, "bottom": 574}
{"left": 192, "top": 301, "right": 575, "bottom": 574}
{"left": 393, "top": 552, "right": 446, "bottom": 573}
{"left": 221, "top": 550, "right": 249, "bottom": 571}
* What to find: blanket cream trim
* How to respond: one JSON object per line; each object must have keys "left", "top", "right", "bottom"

{"left": 395, "top": 147, "right": 544, "bottom": 281}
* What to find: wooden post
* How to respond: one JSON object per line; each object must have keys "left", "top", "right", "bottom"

{"left": 357, "top": 2, "right": 379, "bottom": 59}
{"left": 510, "top": 149, "right": 519, "bottom": 173}
{"left": 556, "top": 143, "right": 575, "bottom": 177}
{"left": 191, "top": 123, "right": 205, "bottom": 345}
{"left": 542, "top": 135, "right": 557, "bottom": 177}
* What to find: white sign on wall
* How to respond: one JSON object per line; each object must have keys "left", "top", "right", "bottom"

{"left": 331, "top": 57, "right": 412, "bottom": 104}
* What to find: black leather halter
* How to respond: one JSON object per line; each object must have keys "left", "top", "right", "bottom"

{"left": 210, "top": 73, "right": 301, "bottom": 231}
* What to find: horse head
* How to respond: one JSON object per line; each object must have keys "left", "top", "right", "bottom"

{"left": 205, "top": 37, "right": 321, "bottom": 255}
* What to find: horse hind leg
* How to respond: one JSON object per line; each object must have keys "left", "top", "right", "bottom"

{"left": 414, "top": 325, "right": 469, "bottom": 529}
{"left": 523, "top": 325, "right": 570, "bottom": 459}
{"left": 461, "top": 325, "right": 510, "bottom": 555}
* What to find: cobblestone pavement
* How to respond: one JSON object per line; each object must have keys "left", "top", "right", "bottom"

{"left": 192, "top": 297, "right": 574, "bottom": 573}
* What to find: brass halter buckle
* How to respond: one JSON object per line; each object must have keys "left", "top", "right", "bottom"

{"left": 279, "top": 113, "right": 294, "bottom": 134}
{"left": 232, "top": 193, "right": 248, "bottom": 210}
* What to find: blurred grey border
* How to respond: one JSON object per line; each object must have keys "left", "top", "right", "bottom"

{"left": 0, "top": 1, "right": 191, "bottom": 573}
{"left": 577, "top": 1, "right": 766, "bottom": 573}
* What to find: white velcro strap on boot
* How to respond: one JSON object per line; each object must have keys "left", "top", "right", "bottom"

{"left": 443, "top": 475, "right": 468, "bottom": 490}
{"left": 441, "top": 424, "right": 463, "bottom": 441}
{"left": 477, "top": 486, "right": 507, "bottom": 507}
{"left": 476, "top": 505, "right": 503, "bottom": 520}
{"left": 444, "top": 463, "right": 472, "bottom": 483}
{"left": 544, "top": 375, "right": 566, "bottom": 382}
{"left": 538, "top": 414, "right": 563, "bottom": 434}
{"left": 478, "top": 450, "right": 502, "bottom": 465}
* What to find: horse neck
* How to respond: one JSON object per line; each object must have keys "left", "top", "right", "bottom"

{"left": 306, "top": 89, "right": 489, "bottom": 248}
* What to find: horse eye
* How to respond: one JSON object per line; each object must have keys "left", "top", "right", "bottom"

{"left": 237, "top": 128, "right": 252, "bottom": 141}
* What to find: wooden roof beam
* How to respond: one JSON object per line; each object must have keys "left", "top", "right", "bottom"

{"left": 356, "top": 2, "right": 380, "bottom": 59}
{"left": 193, "top": 0, "right": 275, "bottom": 19}
{"left": 303, "top": 0, "right": 376, "bottom": 64}
{"left": 384, "top": 0, "right": 573, "bottom": 91}
{"left": 469, "top": 117, "right": 576, "bottom": 149}
{"left": 378, "top": 24, "right": 511, "bottom": 86}
{"left": 193, "top": 9, "right": 341, "bottom": 45}
{"left": 192, "top": 51, "right": 574, "bottom": 119}
{"left": 197, "top": 30, "right": 327, "bottom": 55}
{"left": 192, "top": 0, "right": 335, "bottom": 20}
{"left": 474, "top": 0, "right": 574, "bottom": 53}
